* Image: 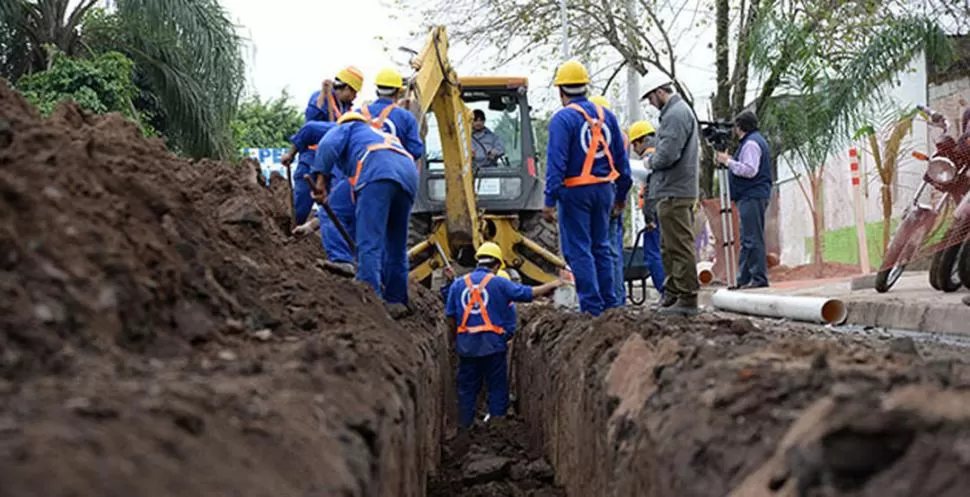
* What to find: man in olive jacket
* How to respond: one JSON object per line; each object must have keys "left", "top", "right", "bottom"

{"left": 641, "top": 73, "right": 700, "bottom": 316}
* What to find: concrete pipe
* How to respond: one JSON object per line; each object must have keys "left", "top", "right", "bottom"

{"left": 710, "top": 289, "right": 848, "bottom": 325}
{"left": 697, "top": 261, "right": 714, "bottom": 286}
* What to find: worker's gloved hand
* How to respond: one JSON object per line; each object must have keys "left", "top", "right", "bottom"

{"left": 281, "top": 152, "right": 294, "bottom": 166}
{"left": 542, "top": 206, "right": 556, "bottom": 223}
{"left": 292, "top": 222, "right": 315, "bottom": 237}
{"left": 611, "top": 200, "right": 626, "bottom": 217}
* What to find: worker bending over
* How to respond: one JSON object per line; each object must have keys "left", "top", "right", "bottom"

{"left": 544, "top": 61, "right": 632, "bottom": 316}
{"left": 357, "top": 68, "right": 425, "bottom": 158}
{"left": 589, "top": 95, "right": 627, "bottom": 306}
{"left": 629, "top": 120, "right": 666, "bottom": 302}
{"left": 445, "top": 243, "right": 562, "bottom": 431}
{"left": 305, "top": 66, "right": 363, "bottom": 122}
{"left": 281, "top": 121, "right": 337, "bottom": 225}
{"left": 311, "top": 112, "right": 418, "bottom": 305}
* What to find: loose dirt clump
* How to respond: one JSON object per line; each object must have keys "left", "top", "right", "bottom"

{"left": 514, "top": 305, "right": 970, "bottom": 497}
{"left": 427, "top": 417, "right": 564, "bottom": 497}
{"left": 769, "top": 261, "right": 862, "bottom": 282}
{"left": 0, "top": 81, "right": 447, "bottom": 497}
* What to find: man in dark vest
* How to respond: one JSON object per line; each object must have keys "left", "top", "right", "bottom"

{"left": 716, "top": 110, "right": 772, "bottom": 289}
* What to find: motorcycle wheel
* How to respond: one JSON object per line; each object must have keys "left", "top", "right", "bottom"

{"left": 929, "top": 243, "right": 964, "bottom": 292}
{"left": 960, "top": 240, "right": 970, "bottom": 290}
{"left": 875, "top": 263, "right": 906, "bottom": 293}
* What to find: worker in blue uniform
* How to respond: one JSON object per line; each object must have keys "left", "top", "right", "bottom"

{"left": 313, "top": 67, "right": 427, "bottom": 268}
{"left": 543, "top": 61, "right": 632, "bottom": 316}
{"left": 445, "top": 243, "right": 562, "bottom": 431}
{"left": 311, "top": 112, "right": 418, "bottom": 305}
{"left": 590, "top": 95, "right": 629, "bottom": 306}
{"left": 629, "top": 120, "right": 666, "bottom": 302}
{"left": 305, "top": 66, "right": 364, "bottom": 122}
{"left": 281, "top": 121, "right": 337, "bottom": 225}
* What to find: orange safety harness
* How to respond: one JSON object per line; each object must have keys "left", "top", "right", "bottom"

{"left": 457, "top": 273, "right": 504, "bottom": 335}
{"left": 361, "top": 104, "right": 397, "bottom": 131}
{"left": 563, "top": 103, "right": 619, "bottom": 187}
{"left": 328, "top": 92, "right": 344, "bottom": 122}
{"left": 348, "top": 133, "right": 414, "bottom": 203}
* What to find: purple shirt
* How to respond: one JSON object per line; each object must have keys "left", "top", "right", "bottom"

{"left": 962, "top": 107, "right": 970, "bottom": 135}
{"left": 727, "top": 140, "right": 761, "bottom": 179}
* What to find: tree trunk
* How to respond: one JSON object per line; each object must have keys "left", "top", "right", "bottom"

{"left": 811, "top": 172, "right": 825, "bottom": 275}
{"left": 881, "top": 183, "right": 892, "bottom": 253}
{"left": 704, "top": 0, "right": 731, "bottom": 199}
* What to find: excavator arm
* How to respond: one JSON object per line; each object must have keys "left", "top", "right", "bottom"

{"left": 404, "top": 26, "right": 480, "bottom": 271}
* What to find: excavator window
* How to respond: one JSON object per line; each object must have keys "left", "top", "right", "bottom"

{"left": 424, "top": 92, "right": 524, "bottom": 173}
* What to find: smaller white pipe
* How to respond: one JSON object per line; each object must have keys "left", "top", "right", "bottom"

{"left": 711, "top": 289, "right": 848, "bottom": 325}
{"left": 697, "top": 261, "right": 714, "bottom": 286}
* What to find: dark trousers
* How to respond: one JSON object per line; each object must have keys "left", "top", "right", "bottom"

{"left": 657, "top": 197, "right": 699, "bottom": 298}
{"left": 457, "top": 352, "right": 508, "bottom": 429}
{"left": 355, "top": 180, "right": 412, "bottom": 305}
{"left": 736, "top": 197, "right": 769, "bottom": 287}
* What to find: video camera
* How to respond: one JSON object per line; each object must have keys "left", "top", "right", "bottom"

{"left": 698, "top": 120, "right": 734, "bottom": 152}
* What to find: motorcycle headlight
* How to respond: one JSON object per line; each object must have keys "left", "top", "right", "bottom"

{"left": 927, "top": 157, "right": 957, "bottom": 184}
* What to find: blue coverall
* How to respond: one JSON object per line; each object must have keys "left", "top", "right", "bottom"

{"left": 545, "top": 97, "right": 632, "bottom": 316}
{"left": 305, "top": 90, "right": 351, "bottom": 123}
{"left": 289, "top": 122, "right": 337, "bottom": 225}
{"left": 609, "top": 212, "right": 625, "bottom": 305}
{"left": 316, "top": 99, "right": 426, "bottom": 264}
{"left": 445, "top": 268, "right": 535, "bottom": 429}
{"left": 314, "top": 122, "right": 418, "bottom": 305}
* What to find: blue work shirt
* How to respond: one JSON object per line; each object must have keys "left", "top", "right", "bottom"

{"left": 445, "top": 268, "right": 534, "bottom": 357}
{"left": 312, "top": 122, "right": 419, "bottom": 201}
{"left": 544, "top": 96, "right": 632, "bottom": 208}
{"left": 305, "top": 90, "right": 351, "bottom": 123}
{"left": 357, "top": 98, "right": 425, "bottom": 159}
{"left": 290, "top": 121, "right": 337, "bottom": 169}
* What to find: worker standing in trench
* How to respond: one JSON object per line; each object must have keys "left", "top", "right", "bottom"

{"left": 445, "top": 243, "right": 563, "bottom": 436}
{"left": 311, "top": 112, "right": 418, "bottom": 306}
{"left": 629, "top": 120, "right": 666, "bottom": 303}
{"left": 543, "top": 61, "right": 632, "bottom": 316}
{"left": 281, "top": 121, "right": 338, "bottom": 225}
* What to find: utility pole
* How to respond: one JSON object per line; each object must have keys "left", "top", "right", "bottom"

{"left": 560, "top": 0, "right": 570, "bottom": 59}
{"left": 623, "top": 0, "right": 640, "bottom": 127}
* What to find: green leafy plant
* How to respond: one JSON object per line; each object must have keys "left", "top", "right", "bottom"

{"left": 231, "top": 90, "right": 303, "bottom": 150}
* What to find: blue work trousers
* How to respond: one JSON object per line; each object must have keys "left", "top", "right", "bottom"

{"left": 642, "top": 224, "right": 665, "bottom": 296}
{"left": 457, "top": 351, "right": 508, "bottom": 430}
{"left": 736, "top": 197, "right": 769, "bottom": 287}
{"left": 318, "top": 207, "right": 356, "bottom": 264}
{"left": 557, "top": 183, "right": 618, "bottom": 316}
{"left": 355, "top": 180, "right": 413, "bottom": 305}
{"left": 292, "top": 163, "right": 314, "bottom": 225}
{"left": 609, "top": 213, "right": 626, "bottom": 306}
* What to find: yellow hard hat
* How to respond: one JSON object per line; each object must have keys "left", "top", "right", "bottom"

{"left": 628, "top": 120, "right": 656, "bottom": 142}
{"left": 475, "top": 242, "right": 505, "bottom": 267}
{"left": 337, "top": 111, "right": 367, "bottom": 124}
{"left": 335, "top": 66, "right": 364, "bottom": 92}
{"left": 374, "top": 67, "right": 404, "bottom": 89}
{"left": 589, "top": 95, "right": 610, "bottom": 109}
{"left": 496, "top": 269, "right": 511, "bottom": 280}
{"left": 554, "top": 60, "right": 590, "bottom": 86}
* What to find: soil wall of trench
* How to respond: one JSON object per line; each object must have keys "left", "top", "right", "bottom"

{"left": 0, "top": 81, "right": 455, "bottom": 497}
{"left": 513, "top": 305, "right": 970, "bottom": 497}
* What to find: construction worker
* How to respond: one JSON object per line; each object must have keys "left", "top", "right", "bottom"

{"left": 357, "top": 67, "right": 425, "bottom": 158}
{"left": 305, "top": 66, "right": 364, "bottom": 122}
{"left": 629, "top": 120, "right": 666, "bottom": 301}
{"left": 280, "top": 120, "right": 338, "bottom": 225}
{"left": 544, "top": 61, "right": 632, "bottom": 316}
{"left": 310, "top": 112, "right": 418, "bottom": 306}
{"left": 589, "top": 95, "right": 627, "bottom": 306}
{"left": 640, "top": 72, "right": 700, "bottom": 316}
{"left": 445, "top": 243, "right": 562, "bottom": 431}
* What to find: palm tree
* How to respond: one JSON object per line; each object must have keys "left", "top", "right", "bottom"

{"left": 0, "top": 0, "right": 245, "bottom": 159}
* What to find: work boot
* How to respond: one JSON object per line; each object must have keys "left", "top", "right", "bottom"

{"left": 650, "top": 293, "right": 677, "bottom": 311}
{"left": 658, "top": 294, "right": 700, "bottom": 317}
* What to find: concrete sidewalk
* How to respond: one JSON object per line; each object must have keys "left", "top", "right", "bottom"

{"left": 702, "top": 272, "right": 970, "bottom": 336}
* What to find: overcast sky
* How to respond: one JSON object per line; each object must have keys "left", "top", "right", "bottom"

{"left": 220, "top": 0, "right": 720, "bottom": 119}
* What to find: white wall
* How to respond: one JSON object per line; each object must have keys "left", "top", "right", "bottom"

{"left": 777, "top": 53, "right": 930, "bottom": 266}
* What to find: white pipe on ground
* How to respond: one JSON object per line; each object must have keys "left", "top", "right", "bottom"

{"left": 697, "top": 261, "right": 714, "bottom": 286}
{"left": 710, "top": 289, "right": 848, "bottom": 325}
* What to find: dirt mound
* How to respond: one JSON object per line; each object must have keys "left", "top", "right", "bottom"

{"left": 0, "top": 81, "right": 447, "bottom": 496}
{"left": 428, "top": 417, "right": 564, "bottom": 497}
{"left": 514, "top": 305, "right": 970, "bottom": 497}
{"left": 769, "top": 262, "right": 862, "bottom": 282}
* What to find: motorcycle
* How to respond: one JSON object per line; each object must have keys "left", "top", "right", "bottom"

{"left": 875, "top": 105, "right": 970, "bottom": 293}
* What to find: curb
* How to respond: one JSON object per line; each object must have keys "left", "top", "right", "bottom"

{"left": 842, "top": 297, "right": 970, "bottom": 335}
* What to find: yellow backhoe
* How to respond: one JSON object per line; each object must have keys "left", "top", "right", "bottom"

{"left": 401, "top": 26, "right": 565, "bottom": 287}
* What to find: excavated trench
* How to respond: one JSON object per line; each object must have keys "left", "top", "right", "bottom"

{"left": 6, "top": 79, "right": 970, "bottom": 497}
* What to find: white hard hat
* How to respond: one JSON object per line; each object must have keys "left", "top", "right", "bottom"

{"left": 640, "top": 72, "right": 673, "bottom": 100}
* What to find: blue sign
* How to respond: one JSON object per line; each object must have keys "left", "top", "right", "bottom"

{"left": 241, "top": 147, "right": 290, "bottom": 183}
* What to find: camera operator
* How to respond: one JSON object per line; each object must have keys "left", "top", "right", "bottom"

{"left": 640, "top": 73, "right": 700, "bottom": 316}
{"left": 715, "top": 110, "right": 772, "bottom": 289}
